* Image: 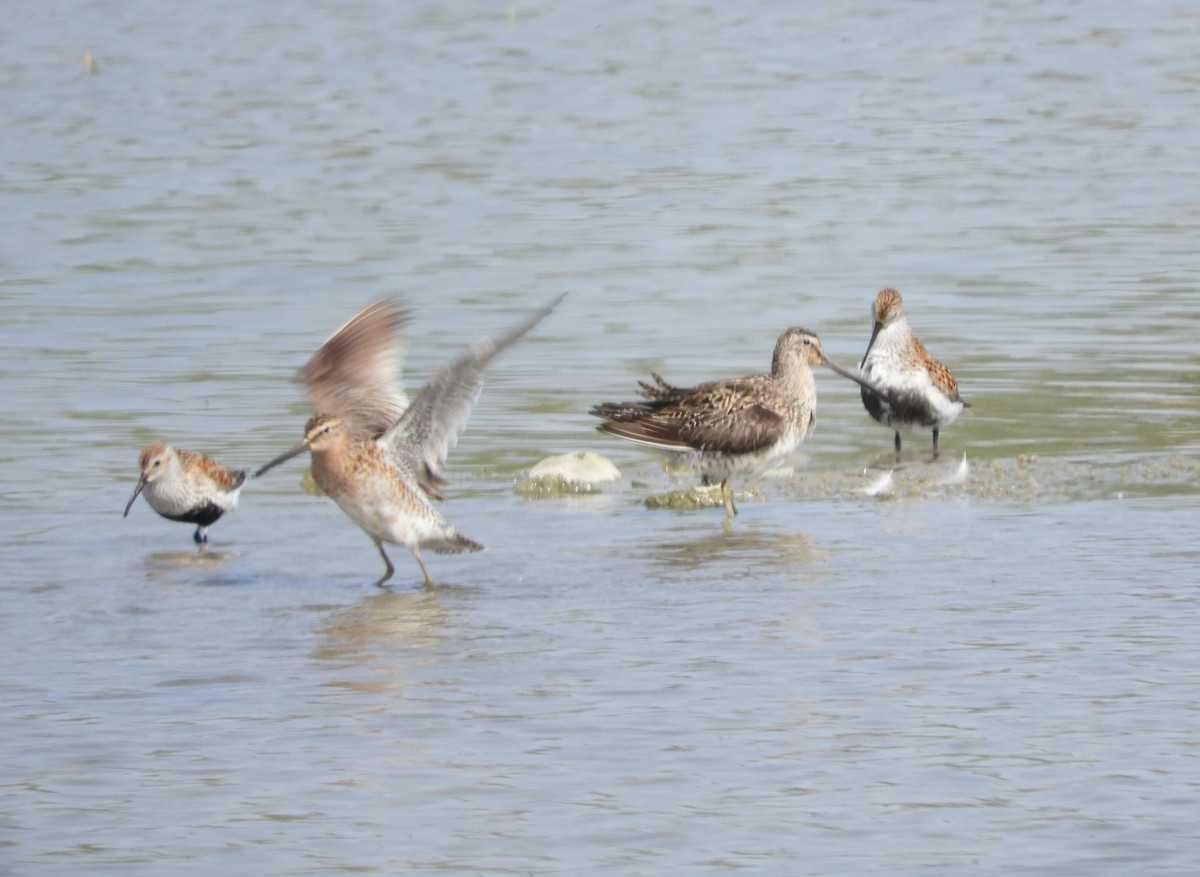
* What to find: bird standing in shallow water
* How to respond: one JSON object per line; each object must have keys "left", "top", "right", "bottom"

{"left": 590, "top": 327, "right": 889, "bottom": 518}
{"left": 858, "top": 288, "right": 968, "bottom": 459}
{"left": 123, "top": 444, "right": 246, "bottom": 544}
{"left": 256, "top": 295, "right": 563, "bottom": 589}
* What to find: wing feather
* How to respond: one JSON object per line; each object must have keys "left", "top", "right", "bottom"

{"left": 300, "top": 299, "right": 411, "bottom": 438}
{"left": 591, "top": 375, "right": 785, "bottom": 455}
{"left": 379, "top": 294, "right": 564, "bottom": 496}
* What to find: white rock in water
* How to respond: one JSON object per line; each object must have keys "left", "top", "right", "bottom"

{"left": 527, "top": 451, "right": 621, "bottom": 486}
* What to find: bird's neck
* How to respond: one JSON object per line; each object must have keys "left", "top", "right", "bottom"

{"left": 309, "top": 435, "right": 358, "bottom": 493}
{"left": 875, "top": 318, "right": 911, "bottom": 353}
{"left": 772, "top": 357, "right": 817, "bottom": 394}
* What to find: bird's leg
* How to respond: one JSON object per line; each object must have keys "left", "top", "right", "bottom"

{"left": 372, "top": 539, "right": 396, "bottom": 588}
{"left": 893, "top": 431, "right": 902, "bottom": 457}
{"left": 193, "top": 526, "right": 208, "bottom": 545}
{"left": 931, "top": 428, "right": 940, "bottom": 460}
{"left": 411, "top": 546, "right": 436, "bottom": 590}
{"left": 721, "top": 478, "right": 738, "bottom": 518}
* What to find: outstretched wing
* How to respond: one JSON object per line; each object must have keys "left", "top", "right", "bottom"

{"left": 379, "top": 294, "right": 565, "bottom": 498}
{"left": 300, "top": 299, "right": 411, "bottom": 439}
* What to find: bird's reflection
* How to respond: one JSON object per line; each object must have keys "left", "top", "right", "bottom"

{"left": 141, "top": 549, "right": 245, "bottom": 587}
{"left": 636, "top": 520, "right": 825, "bottom": 579}
{"left": 143, "top": 549, "right": 237, "bottom": 568}
{"left": 312, "top": 588, "right": 452, "bottom": 694}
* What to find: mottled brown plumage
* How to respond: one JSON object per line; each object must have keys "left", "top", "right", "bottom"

{"left": 591, "top": 327, "right": 886, "bottom": 517}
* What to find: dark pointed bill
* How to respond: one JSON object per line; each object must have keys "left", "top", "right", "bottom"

{"left": 862, "top": 320, "right": 883, "bottom": 360}
{"left": 820, "top": 356, "right": 896, "bottom": 406}
{"left": 254, "top": 440, "right": 310, "bottom": 478}
{"left": 123, "top": 474, "right": 148, "bottom": 517}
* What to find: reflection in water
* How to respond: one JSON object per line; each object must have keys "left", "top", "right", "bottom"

{"left": 638, "top": 522, "right": 825, "bottom": 579}
{"left": 312, "top": 590, "right": 451, "bottom": 694}
{"left": 142, "top": 549, "right": 236, "bottom": 568}
{"left": 139, "top": 549, "right": 244, "bottom": 590}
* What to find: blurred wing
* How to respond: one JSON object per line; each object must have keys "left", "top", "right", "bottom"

{"left": 300, "top": 299, "right": 411, "bottom": 438}
{"left": 379, "top": 294, "right": 564, "bottom": 495}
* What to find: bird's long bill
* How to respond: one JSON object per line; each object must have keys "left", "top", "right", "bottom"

{"left": 254, "top": 440, "right": 310, "bottom": 478}
{"left": 822, "top": 357, "right": 895, "bottom": 405}
{"left": 123, "top": 474, "right": 147, "bottom": 518}
{"left": 862, "top": 320, "right": 883, "bottom": 360}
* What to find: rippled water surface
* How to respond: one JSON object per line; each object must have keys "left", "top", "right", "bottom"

{"left": 3, "top": 0, "right": 1199, "bottom": 873}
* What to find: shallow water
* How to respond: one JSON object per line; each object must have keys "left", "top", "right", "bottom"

{"left": 2, "top": 0, "right": 1199, "bottom": 873}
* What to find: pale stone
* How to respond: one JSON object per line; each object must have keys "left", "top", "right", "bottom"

{"left": 516, "top": 451, "right": 622, "bottom": 497}
{"left": 528, "top": 451, "right": 620, "bottom": 485}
